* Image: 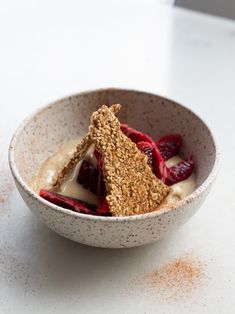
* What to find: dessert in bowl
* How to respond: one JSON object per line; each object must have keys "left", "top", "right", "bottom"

{"left": 9, "top": 89, "right": 219, "bottom": 248}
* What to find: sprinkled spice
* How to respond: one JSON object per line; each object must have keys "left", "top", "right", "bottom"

{"left": 0, "top": 168, "right": 14, "bottom": 214}
{"left": 144, "top": 253, "right": 207, "bottom": 301}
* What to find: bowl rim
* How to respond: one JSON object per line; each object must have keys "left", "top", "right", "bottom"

{"left": 9, "top": 88, "right": 221, "bottom": 222}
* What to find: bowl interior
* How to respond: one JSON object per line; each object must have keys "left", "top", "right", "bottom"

{"left": 12, "top": 89, "right": 216, "bottom": 190}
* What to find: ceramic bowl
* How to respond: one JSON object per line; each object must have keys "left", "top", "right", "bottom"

{"left": 9, "top": 88, "right": 220, "bottom": 248}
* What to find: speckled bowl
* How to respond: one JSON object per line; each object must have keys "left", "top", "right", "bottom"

{"left": 9, "top": 89, "right": 220, "bottom": 248}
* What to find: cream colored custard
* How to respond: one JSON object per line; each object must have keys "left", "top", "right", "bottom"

{"left": 31, "top": 139, "right": 196, "bottom": 207}
{"left": 55, "top": 158, "right": 98, "bottom": 205}
{"left": 31, "top": 138, "right": 98, "bottom": 205}
{"left": 31, "top": 138, "right": 80, "bottom": 193}
{"left": 54, "top": 143, "right": 98, "bottom": 205}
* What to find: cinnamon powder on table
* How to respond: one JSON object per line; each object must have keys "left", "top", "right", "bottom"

{"left": 0, "top": 168, "right": 14, "bottom": 214}
{"left": 132, "top": 252, "right": 208, "bottom": 302}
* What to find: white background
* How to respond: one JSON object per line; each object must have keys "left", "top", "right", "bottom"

{"left": 0, "top": 1, "right": 235, "bottom": 313}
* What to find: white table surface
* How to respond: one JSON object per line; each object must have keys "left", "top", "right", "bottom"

{"left": 1, "top": 1, "right": 235, "bottom": 313}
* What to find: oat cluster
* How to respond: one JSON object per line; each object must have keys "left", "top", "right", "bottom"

{"left": 89, "top": 105, "right": 169, "bottom": 216}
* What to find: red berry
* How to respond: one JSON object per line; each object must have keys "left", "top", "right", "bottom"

{"left": 96, "top": 193, "right": 110, "bottom": 215}
{"left": 137, "top": 141, "right": 154, "bottom": 167}
{"left": 120, "top": 124, "right": 153, "bottom": 144}
{"left": 121, "top": 123, "right": 168, "bottom": 181}
{"left": 156, "top": 134, "right": 182, "bottom": 160}
{"left": 39, "top": 189, "right": 97, "bottom": 215}
{"left": 93, "top": 149, "right": 101, "bottom": 160}
{"left": 96, "top": 152, "right": 103, "bottom": 196}
{"left": 77, "top": 160, "right": 98, "bottom": 195}
{"left": 137, "top": 141, "right": 168, "bottom": 181}
{"left": 94, "top": 150, "right": 111, "bottom": 215}
{"left": 164, "top": 157, "right": 194, "bottom": 186}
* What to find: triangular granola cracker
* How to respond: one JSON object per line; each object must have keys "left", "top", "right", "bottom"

{"left": 89, "top": 104, "right": 169, "bottom": 216}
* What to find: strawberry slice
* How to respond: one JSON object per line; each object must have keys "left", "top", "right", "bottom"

{"left": 120, "top": 124, "right": 153, "bottom": 144}
{"left": 151, "top": 143, "right": 168, "bottom": 180}
{"left": 137, "top": 141, "right": 193, "bottom": 186}
{"left": 97, "top": 193, "right": 110, "bottom": 215}
{"left": 121, "top": 124, "right": 167, "bottom": 180}
{"left": 94, "top": 149, "right": 101, "bottom": 160}
{"left": 77, "top": 160, "right": 98, "bottom": 195}
{"left": 137, "top": 141, "right": 168, "bottom": 180}
{"left": 39, "top": 189, "right": 97, "bottom": 215}
{"left": 137, "top": 141, "right": 154, "bottom": 167}
{"left": 156, "top": 134, "right": 182, "bottom": 161}
{"left": 94, "top": 149, "right": 111, "bottom": 215}
{"left": 164, "top": 157, "right": 194, "bottom": 186}
{"left": 96, "top": 152, "right": 104, "bottom": 196}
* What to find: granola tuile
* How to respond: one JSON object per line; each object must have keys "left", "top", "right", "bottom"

{"left": 89, "top": 104, "right": 169, "bottom": 216}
